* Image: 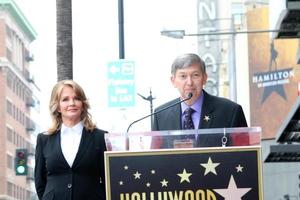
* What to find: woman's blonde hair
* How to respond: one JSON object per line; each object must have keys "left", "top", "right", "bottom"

{"left": 47, "top": 80, "right": 96, "bottom": 134}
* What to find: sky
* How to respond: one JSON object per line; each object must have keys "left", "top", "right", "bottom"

{"left": 15, "top": 0, "right": 199, "bottom": 133}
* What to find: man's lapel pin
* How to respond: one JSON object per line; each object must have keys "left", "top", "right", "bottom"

{"left": 204, "top": 115, "right": 210, "bottom": 122}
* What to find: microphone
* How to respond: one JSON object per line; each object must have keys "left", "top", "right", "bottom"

{"left": 126, "top": 92, "right": 193, "bottom": 133}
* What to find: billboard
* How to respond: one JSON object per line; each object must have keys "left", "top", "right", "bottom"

{"left": 247, "top": 7, "right": 299, "bottom": 139}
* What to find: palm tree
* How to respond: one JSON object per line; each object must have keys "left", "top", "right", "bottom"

{"left": 56, "top": 0, "right": 73, "bottom": 81}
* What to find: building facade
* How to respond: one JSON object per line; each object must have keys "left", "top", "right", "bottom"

{"left": 0, "top": 0, "right": 38, "bottom": 199}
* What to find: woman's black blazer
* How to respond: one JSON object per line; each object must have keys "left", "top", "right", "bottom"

{"left": 34, "top": 128, "right": 107, "bottom": 200}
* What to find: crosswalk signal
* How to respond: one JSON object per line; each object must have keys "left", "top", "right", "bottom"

{"left": 15, "top": 148, "right": 28, "bottom": 176}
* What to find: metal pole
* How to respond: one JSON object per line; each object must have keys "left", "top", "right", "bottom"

{"left": 137, "top": 89, "right": 155, "bottom": 127}
{"left": 118, "top": 0, "right": 125, "bottom": 59}
{"left": 229, "top": 17, "right": 237, "bottom": 101}
{"left": 149, "top": 88, "right": 154, "bottom": 126}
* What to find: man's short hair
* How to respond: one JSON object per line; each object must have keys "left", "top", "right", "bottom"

{"left": 171, "top": 53, "right": 206, "bottom": 75}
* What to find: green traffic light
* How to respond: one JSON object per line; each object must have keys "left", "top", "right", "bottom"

{"left": 17, "top": 166, "right": 25, "bottom": 174}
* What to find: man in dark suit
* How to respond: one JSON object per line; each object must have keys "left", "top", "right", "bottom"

{"left": 151, "top": 53, "right": 248, "bottom": 148}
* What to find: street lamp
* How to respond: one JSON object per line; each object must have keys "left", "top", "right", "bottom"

{"left": 160, "top": 30, "right": 186, "bottom": 39}
{"left": 161, "top": 28, "right": 291, "bottom": 39}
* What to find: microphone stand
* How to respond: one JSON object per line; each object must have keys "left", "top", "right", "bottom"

{"left": 125, "top": 93, "right": 193, "bottom": 150}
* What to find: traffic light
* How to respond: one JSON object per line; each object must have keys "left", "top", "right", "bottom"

{"left": 15, "top": 148, "right": 28, "bottom": 175}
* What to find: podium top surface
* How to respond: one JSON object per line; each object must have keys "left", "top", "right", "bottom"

{"left": 105, "top": 127, "right": 261, "bottom": 151}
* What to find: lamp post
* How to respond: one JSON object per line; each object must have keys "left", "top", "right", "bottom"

{"left": 161, "top": 29, "right": 287, "bottom": 38}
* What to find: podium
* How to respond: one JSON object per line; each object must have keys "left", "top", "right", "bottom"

{"left": 104, "top": 127, "right": 263, "bottom": 200}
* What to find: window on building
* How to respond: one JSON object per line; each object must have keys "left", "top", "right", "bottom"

{"left": 16, "top": 107, "right": 19, "bottom": 123}
{"left": 6, "top": 100, "right": 12, "bottom": 115}
{"left": 6, "top": 126, "right": 13, "bottom": 143}
{"left": 21, "top": 86, "right": 24, "bottom": 100}
{"left": 13, "top": 184, "right": 16, "bottom": 198}
{"left": 21, "top": 111, "right": 24, "bottom": 125}
{"left": 7, "top": 154, "right": 13, "bottom": 169}
{"left": 231, "top": 3, "right": 244, "bottom": 29}
{"left": 12, "top": 104, "right": 15, "bottom": 119}
{"left": 7, "top": 181, "right": 13, "bottom": 196}
{"left": 13, "top": 130, "right": 16, "bottom": 145}
{"left": 21, "top": 137, "right": 25, "bottom": 148}
{"left": 16, "top": 134, "right": 19, "bottom": 147}
{"left": 6, "top": 47, "right": 12, "bottom": 62}
{"left": 16, "top": 185, "right": 19, "bottom": 199}
{"left": 11, "top": 32, "right": 24, "bottom": 71}
{"left": 6, "top": 24, "right": 12, "bottom": 39}
{"left": 6, "top": 73, "right": 12, "bottom": 89}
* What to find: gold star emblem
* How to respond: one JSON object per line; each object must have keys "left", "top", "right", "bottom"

{"left": 236, "top": 164, "right": 243, "bottom": 172}
{"left": 133, "top": 171, "right": 141, "bottom": 179}
{"left": 200, "top": 157, "right": 220, "bottom": 175}
{"left": 204, "top": 115, "right": 210, "bottom": 122}
{"left": 177, "top": 168, "right": 192, "bottom": 183}
{"left": 160, "top": 179, "right": 168, "bottom": 187}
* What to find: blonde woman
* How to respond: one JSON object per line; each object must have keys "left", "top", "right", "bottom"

{"left": 34, "top": 80, "right": 107, "bottom": 200}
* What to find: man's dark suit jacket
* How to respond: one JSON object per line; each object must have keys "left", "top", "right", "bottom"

{"left": 152, "top": 90, "right": 248, "bottom": 147}
{"left": 34, "top": 128, "right": 107, "bottom": 200}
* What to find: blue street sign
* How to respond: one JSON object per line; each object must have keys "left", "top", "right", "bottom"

{"left": 107, "top": 60, "right": 135, "bottom": 107}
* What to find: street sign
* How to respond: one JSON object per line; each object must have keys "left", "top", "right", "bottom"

{"left": 107, "top": 60, "right": 135, "bottom": 107}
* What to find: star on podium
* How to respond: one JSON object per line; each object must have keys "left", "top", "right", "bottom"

{"left": 200, "top": 157, "right": 220, "bottom": 175}
{"left": 177, "top": 169, "right": 192, "bottom": 183}
{"left": 213, "top": 175, "right": 251, "bottom": 199}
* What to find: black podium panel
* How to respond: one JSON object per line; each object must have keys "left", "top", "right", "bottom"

{"left": 105, "top": 146, "right": 263, "bottom": 200}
